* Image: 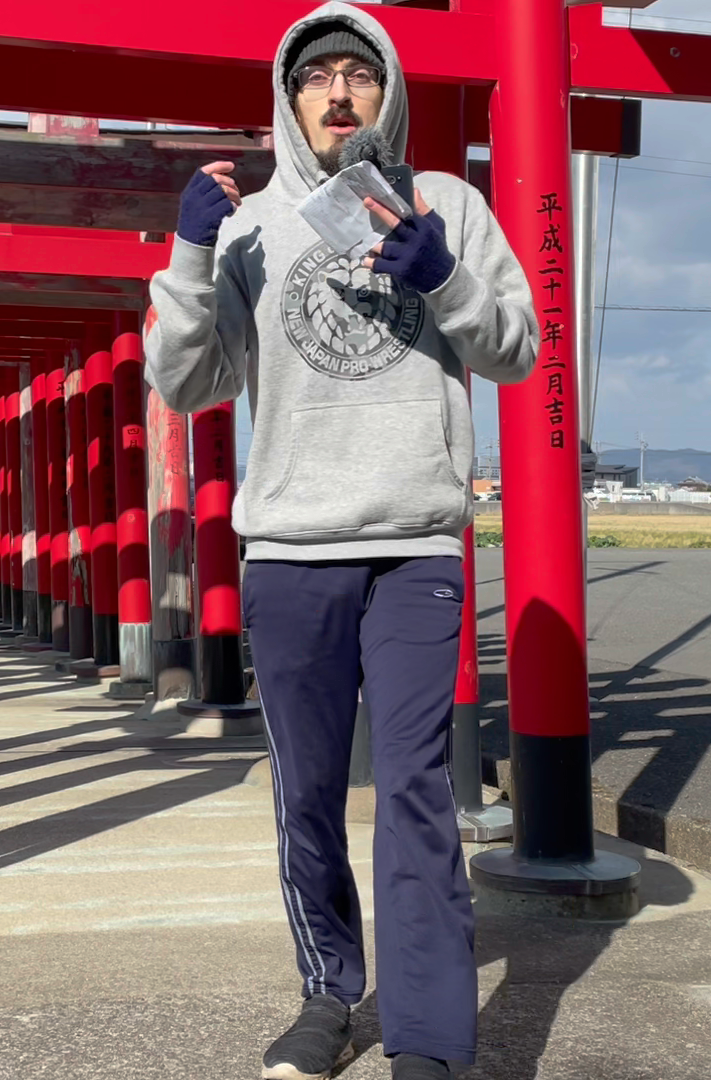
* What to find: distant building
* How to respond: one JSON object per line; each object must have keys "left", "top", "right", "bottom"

{"left": 679, "top": 476, "right": 711, "bottom": 492}
{"left": 595, "top": 463, "right": 639, "bottom": 488}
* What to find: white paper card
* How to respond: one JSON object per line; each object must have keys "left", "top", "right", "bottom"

{"left": 297, "top": 161, "right": 412, "bottom": 258}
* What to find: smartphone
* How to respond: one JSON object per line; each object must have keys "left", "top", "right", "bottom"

{"left": 381, "top": 164, "right": 415, "bottom": 211}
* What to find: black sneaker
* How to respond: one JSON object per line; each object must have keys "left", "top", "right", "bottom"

{"left": 262, "top": 994, "right": 355, "bottom": 1080}
{"left": 392, "top": 1055, "right": 451, "bottom": 1080}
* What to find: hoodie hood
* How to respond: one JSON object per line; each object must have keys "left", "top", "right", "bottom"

{"left": 271, "top": 1, "right": 409, "bottom": 201}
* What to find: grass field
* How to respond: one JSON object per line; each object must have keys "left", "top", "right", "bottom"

{"left": 475, "top": 514, "right": 711, "bottom": 549}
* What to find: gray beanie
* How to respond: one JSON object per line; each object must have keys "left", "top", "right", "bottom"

{"left": 285, "top": 20, "right": 385, "bottom": 105}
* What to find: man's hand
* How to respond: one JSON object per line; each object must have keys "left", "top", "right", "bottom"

{"left": 176, "top": 162, "right": 242, "bottom": 248}
{"left": 362, "top": 189, "right": 456, "bottom": 295}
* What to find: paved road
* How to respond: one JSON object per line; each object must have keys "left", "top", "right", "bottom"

{"left": 476, "top": 548, "right": 711, "bottom": 679}
{"left": 475, "top": 550, "right": 711, "bottom": 867}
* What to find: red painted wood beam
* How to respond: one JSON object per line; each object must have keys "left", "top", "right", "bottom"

{"left": 569, "top": 6, "right": 711, "bottom": 103}
{"left": 0, "top": 306, "right": 114, "bottom": 323}
{"left": 2, "top": 2, "right": 711, "bottom": 106}
{"left": 464, "top": 89, "right": 641, "bottom": 157}
{"left": 0, "top": 3, "right": 496, "bottom": 85}
{"left": 0, "top": 43, "right": 273, "bottom": 130}
{"left": 0, "top": 322, "right": 87, "bottom": 339}
{"left": 0, "top": 337, "right": 77, "bottom": 352}
{"left": 0, "top": 234, "right": 169, "bottom": 279}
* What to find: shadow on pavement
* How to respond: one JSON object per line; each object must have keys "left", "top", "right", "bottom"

{"left": 478, "top": 605, "right": 711, "bottom": 858}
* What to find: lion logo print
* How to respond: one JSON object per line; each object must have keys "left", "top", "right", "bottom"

{"left": 282, "top": 242, "right": 425, "bottom": 380}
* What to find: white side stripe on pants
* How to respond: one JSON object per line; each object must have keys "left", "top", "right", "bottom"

{"left": 256, "top": 671, "right": 327, "bottom": 996}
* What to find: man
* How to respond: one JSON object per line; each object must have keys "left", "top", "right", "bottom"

{"left": 145, "top": 4, "right": 538, "bottom": 1078}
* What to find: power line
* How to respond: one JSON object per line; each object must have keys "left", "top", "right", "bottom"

{"left": 639, "top": 154, "right": 711, "bottom": 168}
{"left": 613, "top": 12, "right": 711, "bottom": 28}
{"left": 603, "top": 162, "right": 711, "bottom": 181}
{"left": 595, "top": 304, "right": 711, "bottom": 313}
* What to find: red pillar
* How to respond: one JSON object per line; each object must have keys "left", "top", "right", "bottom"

{"left": 0, "top": 371, "right": 10, "bottom": 626}
{"left": 31, "top": 362, "right": 52, "bottom": 644}
{"left": 145, "top": 305, "right": 195, "bottom": 701}
{"left": 65, "top": 343, "right": 93, "bottom": 660}
{"left": 82, "top": 324, "right": 120, "bottom": 673}
{"left": 19, "top": 365, "right": 38, "bottom": 640}
{"left": 112, "top": 311, "right": 152, "bottom": 689}
{"left": 471, "top": 0, "right": 638, "bottom": 901}
{"left": 177, "top": 403, "right": 262, "bottom": 740}
{"left": 45, "top": 350, "right": 70, "bottom": 653}
{"left": 4, "top": 369, "right": 23, "bottom": 632}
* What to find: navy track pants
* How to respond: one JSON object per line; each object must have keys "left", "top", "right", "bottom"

{"left": 242, "top": 557, "right": 476, "bottom": 1064}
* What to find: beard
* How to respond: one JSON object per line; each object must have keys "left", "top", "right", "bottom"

{"left": 315, "top": 142, "right": 349, "bottom": 177}
{"left": 313, "top": 106, "right": 363, "bottom": 176}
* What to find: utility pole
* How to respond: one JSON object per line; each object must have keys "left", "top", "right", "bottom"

{"left": 635, "top": 431, "right": 648, "bottom": 489}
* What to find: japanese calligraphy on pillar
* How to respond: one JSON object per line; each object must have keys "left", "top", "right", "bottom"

{"left": 537, "top": 191, "right": 566, "bottom": 450}
{"left": 166, "top": 414, "right": 184, "bottom": 477}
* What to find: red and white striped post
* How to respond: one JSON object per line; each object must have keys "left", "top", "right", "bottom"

{"left": 177, "top": 403, "right": 263, "bottom": 742}
{"left": 0, "top": 371, "right": 11, "bottom": 627}
{"left": 470, "top": 0, "right": 639, "bottom": 910}
{"left": 76, "top": 324, "right": 120, "bottom": 676}
{"left": 4, "top": 369, "right": 23, "bottom": 633}
{"left": 45, "top": 350, "right": 70, "bottom": 653}
{"left": 19, "top": 365, "right": 38, "bottom": 641}
{"left": 65, "top": 343, "right": 93, "bottom": 661}
{"left": 30, "top": 362, "right": 53, "bottom": 645}
{"left": 145, "top": 308, "right": 195, "bottom": 701}
{"left": 110, "top": 312, "right": 152, "bottom": 696}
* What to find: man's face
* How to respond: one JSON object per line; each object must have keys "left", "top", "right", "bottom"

{"left": 294, "top": 54, "right": 384, "bottom": 161}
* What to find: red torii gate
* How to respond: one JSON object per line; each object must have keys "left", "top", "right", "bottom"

{"left": 2, "top": 0, "right": 710, "bottom": 904}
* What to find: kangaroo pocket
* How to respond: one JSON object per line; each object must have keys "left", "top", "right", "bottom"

{"left": 251, "top": 398, "right": 469, "bottom": 539}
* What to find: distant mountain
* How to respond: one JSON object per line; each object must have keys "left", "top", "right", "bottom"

{"left": 598, "top": 448, "right": 711, "bottom": 484}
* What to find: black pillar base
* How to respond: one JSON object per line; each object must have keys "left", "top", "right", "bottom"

{"left": 349, "top": 698, "right": 373, "bottom": 788}
{"left": 52, "top": 600, "right": 70, "bottom": 653}
{"left": 152, "top": 637, "right": 195, "bottom": 702}
{"left": 108, "top": 678, "right": 152, "bottom": 701}
{"left": 92, "top": 612, "right": 119, "bottom": 668}
{"left": 69, "top": 658, "right": 121, "bottom": 680}
{"left": 198, "top": 633, "right": 246, "bottom": 705}
{"left": 176, "top": 698, "right": 265, "bottom": 744}
{"left": 1, "top": 583, "right": 11, "bottom": 626}
{"left": 22, "top": 589, "right": 38, "bottom": 640}
{"left": 510, "top": 731, "right": 595, "bottom": 862}
{"left": 38, "top": 593, "right": 52, "bottom": 644}
{"left": 68, "top": 605, "right": 93, "bottom": 660}
{"left": 469, "top": 847, "right": 642, "bottom": 919}
{"left": 452, "top": 701, "right": 484, "bottom": 814}
{"left": 11, "top": 587, "right": 23, "bottom": 632}
{"left": 451, "top": 702, "right": 513, "bottom": 842}
{"left": 176, "top": 634, "right": 265, "bottom": 746}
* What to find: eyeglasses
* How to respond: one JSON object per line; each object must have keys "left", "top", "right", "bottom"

{"left": 295, "top": 64, "right": 383, "bottom": 99}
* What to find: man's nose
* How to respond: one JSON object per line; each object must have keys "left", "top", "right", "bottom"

{"left": 328, "top": 72, "right": 352, "bottom": 105}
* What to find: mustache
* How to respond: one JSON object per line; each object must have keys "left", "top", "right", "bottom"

{"left": 320, "top": 106, "right": 362, "bottom": 129}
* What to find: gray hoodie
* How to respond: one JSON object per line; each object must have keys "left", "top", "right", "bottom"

{"left": 145, "top": 1, "right": 539, "bottom": 562}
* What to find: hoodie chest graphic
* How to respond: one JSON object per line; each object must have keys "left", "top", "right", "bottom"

{"left": 281, "top": 241, "right": 424, "bottom": 380}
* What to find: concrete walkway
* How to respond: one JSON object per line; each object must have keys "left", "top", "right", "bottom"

{"left": 1, "top": 648, "right": 711, "bottom": 1079}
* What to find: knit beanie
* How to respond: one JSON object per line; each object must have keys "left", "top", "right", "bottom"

{"left": 285, "top": 20, "right": 386, "bottom": 105}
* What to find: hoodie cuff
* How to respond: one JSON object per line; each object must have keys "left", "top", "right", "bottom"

{"left": 169, "top": 235, "right": 217, "bottom": 287}
{"left": 422, "top": 259, "right": 487, "bottom": 326}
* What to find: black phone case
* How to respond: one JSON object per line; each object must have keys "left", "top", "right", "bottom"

{"left": 381, "top": 164, "right": 415, "bottom": 211}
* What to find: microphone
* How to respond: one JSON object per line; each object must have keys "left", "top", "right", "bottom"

{"left": 338, "top": 127, "right": 414, "bottom": 210}
{"left": 338, "top": 127, "right": 394, "bottom": 172}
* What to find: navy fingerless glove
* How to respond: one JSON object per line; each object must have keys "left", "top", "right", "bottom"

{"left": 176, "top": 169, "right": 235, "bottom": 247}
{"left": 372, "top": 209, "right": 456, "bottom": 294}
